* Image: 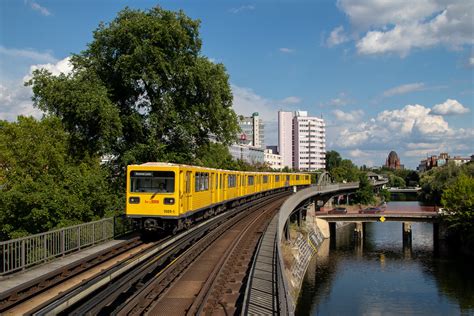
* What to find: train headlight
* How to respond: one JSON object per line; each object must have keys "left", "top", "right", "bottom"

{"left": 129, "top": 197, "right": 140, "bottom": 204}
{"left": 164, "top": 198, "right": 175, "bottom": 205}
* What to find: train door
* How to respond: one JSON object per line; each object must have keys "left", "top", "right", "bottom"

{"left": 210, "top": 172, "right": 215, "bottom": 204}
{"left": 223, "top": 173, "right": 227, "bottom": 200}
{"left": 183, "top": 171, "right": 192, "bottom": 212}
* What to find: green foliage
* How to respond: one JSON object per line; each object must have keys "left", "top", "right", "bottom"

{"left": 388, "top": 174, "right": 406, "bottom": 188}
{"left": 0, "top": 117, "right": 120, "bottom": 240}
{"left": 325, "top": 150, "right": 342, "bottom": 172}
{"left": 379, "top": 188, "right": 391, "bottom": 202}
{"left": 195, "top": 143, "right": 235, "bottom": 169}
{"left": 441, "top": 173, "right": 474, "bottom": 232}
{"left": 419, "top": 162, "right": 474, "bottom": 204}
{"left": 331, "top": 159, "right": 360, "bottom": 182}
{"left": 354, "top": 173, "right": 375, "bottom": 204}
{"left": 25, "top": 69, "right": 122, "bottom": 159}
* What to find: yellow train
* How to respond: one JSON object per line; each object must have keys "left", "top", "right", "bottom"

{"left": 126, "top": 162, "right": 311, "bottom": 233}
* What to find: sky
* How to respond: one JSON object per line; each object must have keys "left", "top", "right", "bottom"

{"left": 0, "top": 0, "right": 473, "bottom": 169}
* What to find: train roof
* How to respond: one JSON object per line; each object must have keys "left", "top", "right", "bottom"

{"left": 129, "top": 162, "right": 311, "bottom": 175}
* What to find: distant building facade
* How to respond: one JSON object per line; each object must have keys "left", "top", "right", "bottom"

{"left": 417, "top": 152, "right": 472, "bottom": 172}
{"left": 229, "top": 144, "right": 265, "bottom": 164}
{"left": 238, "top": 113, "right": 264, "bottom": 148}
{"left": 264, "top": 148, "right": 283, "bottom": 170}
{"left": 385, "top": 151, "right": 403, "bottom": 169}
{"left": 278, "top": 110, "right": 326, "bottom": 171}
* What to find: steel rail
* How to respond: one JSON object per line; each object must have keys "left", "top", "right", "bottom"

{"left": 190, "top": 197, "right": 284, "bottom": 315}
{"left": 0, "top": 235, "right": 141, "bottom": 314}
{"left": 115, "top": 191, "right": 289, "bottom": 316}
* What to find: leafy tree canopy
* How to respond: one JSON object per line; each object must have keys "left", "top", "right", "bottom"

{"left": 0, "top": 117, "right": 120, "bottom": 240}
{"left": 441, "top": 173, "right": 474, "bottom": 249}
{"left": 325, "top": 150, "right": 342, "bottom": 172}
{"left": 27, "top": 6, "right": 239, "bottom": 167}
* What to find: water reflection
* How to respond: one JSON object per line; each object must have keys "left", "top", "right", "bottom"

{"left": 295, "top": 202, "right": 474, "bottom": 316}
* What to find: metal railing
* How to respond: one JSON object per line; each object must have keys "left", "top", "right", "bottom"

{"left": 0, "top": 216, "right": 133, "bottom": 276}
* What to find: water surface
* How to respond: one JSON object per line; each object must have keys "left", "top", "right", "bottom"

{"left": 296, "top": 202, "right": 474, "bottom": 315}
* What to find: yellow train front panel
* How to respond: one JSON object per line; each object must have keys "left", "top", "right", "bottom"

{"left": 126, "top": 164, "right": 180, "bottom": 218}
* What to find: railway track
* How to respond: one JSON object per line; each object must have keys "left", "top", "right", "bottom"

{"left": 112, "top": 193, "right": 288, "bottom": 315}
{"left": 0, "top": 235, "right": 144, "bottom": 315}
{"left": 28, "top": 191, "right": 289, "bottom": 315}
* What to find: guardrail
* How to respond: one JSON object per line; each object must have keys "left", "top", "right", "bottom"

{"left": 0, "top": 215, "right": 133, "bottom": 276}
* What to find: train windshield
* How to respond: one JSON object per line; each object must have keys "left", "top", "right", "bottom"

{"left": 130, "top": 171, "right": 175, "bottom": 193}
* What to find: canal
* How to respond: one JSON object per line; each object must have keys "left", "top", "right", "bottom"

{"left": 295, "top": 201, "right": 474, "bottom": 315}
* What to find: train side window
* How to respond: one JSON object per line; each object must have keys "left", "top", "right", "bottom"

{"left": 248, "top": 176, "right": 254, "bottom": 186}
{"left": 228, "top": 174, "right": 236, "bottom": 188}
{"left": 195, "top": 172, "right": 209, "bottom": 192}
{"left": 263, "top": 175, "right": 268, "bottom": 183}
{"left": 286, "top": 175, "right": 290, "bottom": 181}
{"left": 220, "top": 174, "right": 223, "bottom": 189}
{"left": 275, "top": 175, "right": 280, "bottom": 182}
{"left": 186, "top": 171, "right": 191, "bottom": 193}
{"left": 296, "top": 175, "right": 300, "bottom": 181}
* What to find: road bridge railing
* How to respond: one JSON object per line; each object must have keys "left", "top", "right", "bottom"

{"left": 0, "top": 215, "right": 132, "bottom": 276}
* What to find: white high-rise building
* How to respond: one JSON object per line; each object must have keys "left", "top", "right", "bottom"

{"left": 278, "top": 110, "right": 326, "bottom": 171}
{"left": 278, "top": 111, "right": 293, "bottom": 168}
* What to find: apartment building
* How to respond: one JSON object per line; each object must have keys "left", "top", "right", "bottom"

{"left": 278, "top": 110, "right": 326, "bottom": 171}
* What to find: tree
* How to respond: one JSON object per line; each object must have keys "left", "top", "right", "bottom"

{"left": 26, "top": 69, "right": 122, "bottom": 160}
{"left": 388, "top": 174, "right": 406, "bottom": 188}
{"left": 325, "top": 150, "right": 342, "bottom": 172}
{"left": 354, "top": 173, "right": 375, "bottom": 205}
{"left": 331, "top": 159, "right": 360, "bottom": 182}
{"left": 441, "top": 173, "right": 474, "bottom": 250}
{"left": 28, "top": 6, "right": 239, "bottom": 168}
{"left": 0, "top": 117, "right": 120, "bottom": 240}
{"left": 419, "top": 162, "right": 474, "bottom": 204}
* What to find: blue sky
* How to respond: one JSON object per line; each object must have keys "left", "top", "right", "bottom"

{"left": 1, "top": 0, "right": 473, "bottom": 168}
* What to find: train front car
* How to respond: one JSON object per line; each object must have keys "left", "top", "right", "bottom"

{"left": 126, "top": 163, "right": 180, "bottom": 233}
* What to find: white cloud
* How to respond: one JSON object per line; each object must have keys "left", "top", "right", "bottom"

{"left": 0, "top": 46, "right": 56, "bottom": 63}
{"left": 332, "top": 109, "right": 363, "bottom": 122}
{"left": 326, "top": 92, "right": 353, "bottom": 107}
{"left": 327, "top": 26, "right": 349, "bottom": 47}
{"left": 377, "top": 104, "right": 450, "bottom": 135}
{"left": 349, "top": 149, "right": 370, "bottom": 158}
{"left": 229, "top": 5, "right": 255, "bottom": 14}
{"left": 0, "top": 82, "right": 42, "bottom": 121}
{"left": 279, "top": 48, "right": 295, "bottom": 53}
{"left": 0, "top": 57, "right": 73, "bottom": 122}
{"left": 337, "top": 129, "right": 370, "bottom": 147}
{"left": 23, "top": 57, "right": 73, "bottom": 81}
{"left": 337, "top": 0, "right": 440, "bottom": 30}
{"left": 29, "top": 1, "right": 51, "bottom": 16}
{"left": 383, "top": 82, "right": 425, "bottom": 97}
{"left": 469, "top": 56, "right": 474, "bottom": 67}
{"left": 336, "top": 0, "right": 473, "bottom": 56}
{"left": 280, "top": 96, "right": 301, "bottom": 105}
{"left": 432, "top": 99, "right": 470, "bottom": 115}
